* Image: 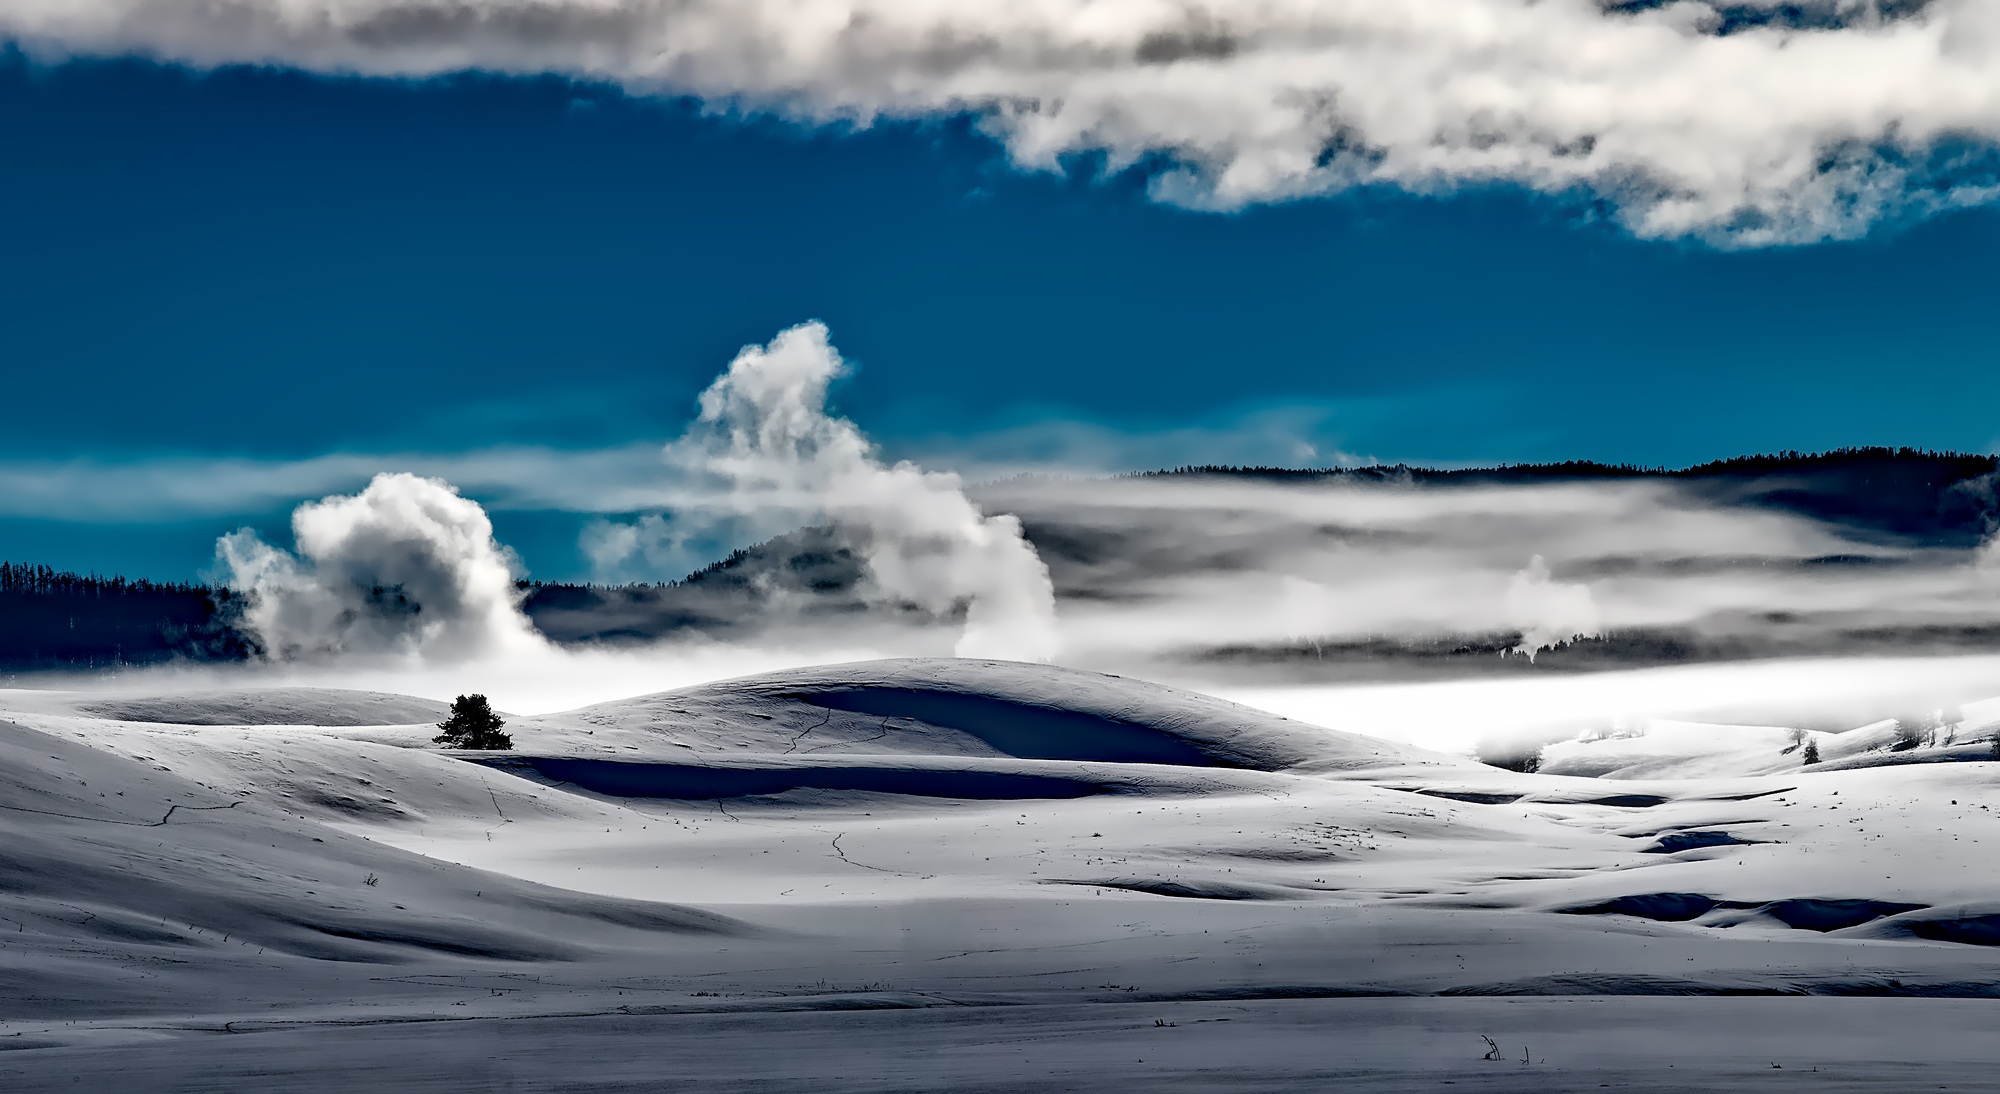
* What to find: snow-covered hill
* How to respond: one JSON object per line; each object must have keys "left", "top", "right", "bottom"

{"left": 4, "top": 658, "right": 2000, "bottom": 1090}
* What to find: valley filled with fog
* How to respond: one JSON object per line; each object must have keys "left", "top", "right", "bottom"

{"left": 4, "top": 324, "right": 2000, "bottom": 1091}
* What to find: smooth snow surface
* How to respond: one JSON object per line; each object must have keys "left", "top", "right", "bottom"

{"left": 4, "top": 657, "right": 2000, "bottom": 1091}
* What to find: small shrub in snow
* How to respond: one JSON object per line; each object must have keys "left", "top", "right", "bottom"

{"left": 1802, "top": 738, "right": 1820, "bottom": 765}
{"left": 434, "top": 694, "right": 512, "bottom": 751}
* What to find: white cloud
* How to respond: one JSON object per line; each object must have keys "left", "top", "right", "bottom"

{"left": 0, "top": 446, "right": 672, "bottom": 522}
{"left": 0, "top": 400, "right": 1414, "bottom": 524}
{"left": 9, "top": 1, "right": 2000, "bottom": 241}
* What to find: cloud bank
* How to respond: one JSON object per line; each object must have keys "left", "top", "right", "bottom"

{"left": 217, "top": 471, "right": 545, "bottom": 663}
{"left": 0, "top": 402, "right": 1408, "bottom": 525}
{"left": 592, "top": 321, "right": 1060, "bottom": 661}
{"left": 10, "top": 1, "right": 2000, "bottom": 241}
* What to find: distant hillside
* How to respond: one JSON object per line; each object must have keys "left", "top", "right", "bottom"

{"left": 520, "top": 525, "right": 889, "bottom": 645}
{"left": 1131, "top": 447, "right": 2000, "bottom": 546}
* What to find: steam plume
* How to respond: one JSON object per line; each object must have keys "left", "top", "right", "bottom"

{"left": 597, "top": 322, "right": 1060, "bottom": 661}
{"left": 1505, "top": 554, "right": 1603, "bottom": 659}
{"left": 217, "top": 472, "right": 543, "bottom": 662}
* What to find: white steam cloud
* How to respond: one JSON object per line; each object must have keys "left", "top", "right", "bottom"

{"left": 1505, "top": 554, "right": 1604, "bottom": 658}
{"left": 217, "top": 472, "right": 544, "bottom": 663}
{"left": 10, "top": 1, "right": 2000, "bottom": 242}
{"left": 594, "top": 321, "right": 1060, "bottom": 661}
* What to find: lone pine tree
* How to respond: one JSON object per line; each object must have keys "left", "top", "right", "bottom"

{"left": 434, "top": 694, "right": 511, "bottom": 750}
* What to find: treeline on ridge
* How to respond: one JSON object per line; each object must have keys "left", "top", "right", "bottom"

{"left": 1134, "top": 447, "right": 2000, "bottom": 545}
{"left": 0, "top": 562, "right": 250, "bottom": 671}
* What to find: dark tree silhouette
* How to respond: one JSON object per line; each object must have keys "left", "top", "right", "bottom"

{"left": 1802, "top": 738, "right": 1821, "bottom": 765}
{"left": 434, "top": 694, "right": 512, "bottom": 750}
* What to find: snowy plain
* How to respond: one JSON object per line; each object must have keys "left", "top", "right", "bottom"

{"left": 4, "top": 656, "right": 2000, "bottom": 1092}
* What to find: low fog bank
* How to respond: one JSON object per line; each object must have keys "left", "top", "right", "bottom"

{"left": 978, "top": 461, "right": 2000, "bottom": 678}
{"left": 517, "top": 452, "right": 2000, "bottom": 681}
{"left": 19, "top": 638, "right": 911, "bottom": 718}
{"left": 1215, "top": 653, "right": 2000, "bottom": 757}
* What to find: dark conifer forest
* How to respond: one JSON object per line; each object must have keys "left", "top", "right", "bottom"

{"left": 0, "top": 562, "right": 249, "bottom": 672}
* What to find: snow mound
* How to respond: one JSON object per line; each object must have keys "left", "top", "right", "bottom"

{"left": 0, "top": 714, "right": 756, "bottom": 983}
{"left": 527, "top": 658, "right": 1458, "bottom": 772}
{"left": 475, "top": 752, "right": 1277, "bottom": 806}
{"left": 488, "top": 755, "right": 1120, "bottom": 801}
{"left": 1533, "top": 705, "right": 2000, "bottom": 781}
{"left": 1884, "top": 908, "right": 2000, "bottom": 947}
{"left": 78, "top": 688, "right": 450, "bottom": 727}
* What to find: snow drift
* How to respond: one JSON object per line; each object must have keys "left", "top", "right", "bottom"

{"left": 9, "top": 657, "right": 2000, "bottom": 1090}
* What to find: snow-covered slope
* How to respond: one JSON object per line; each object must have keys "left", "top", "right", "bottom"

{"left": 512, "top": 658, "right": 1456, "bottom": 769}
{"left": 76, "top": 687, "right": 453, "bottom": 727}
{"left": 1533, "top": 695, "right": 2000, "bottom": 780}
{"left": 4, "top": 658, "right": 2000, "bottom": 1091}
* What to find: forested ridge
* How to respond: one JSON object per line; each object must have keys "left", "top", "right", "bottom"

{"left": 0, "top": 562, "right": 249, "bottom": 671}
{"left": 1132, "top": 447, "right": 2000, "bottom": 545}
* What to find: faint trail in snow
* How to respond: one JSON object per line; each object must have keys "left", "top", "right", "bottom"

{"left": 802, "top": 718, "right": 894, "bottom": 756}
{"left": 471, "top": 771, "right": 510, "bottom": 841}
{"left": 0, "top": 799, "right": 241, "bottom": 827}
{"left": 781, "top": 710, "right": 834, "bottom": 756}
{"left": 829, "top": 832, "right": 900, "bottom": 875}
{"left": 153, "top": 802, "right": 243, "bottom": 826}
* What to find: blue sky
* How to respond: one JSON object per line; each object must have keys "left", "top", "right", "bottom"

{"left": 4, "top": 48, "right": 1999, "bottom": 581}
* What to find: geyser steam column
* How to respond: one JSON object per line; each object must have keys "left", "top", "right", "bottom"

{"left": 217, "top": 472, "right": 545, "bottom": 663}
{"left": 214, "top": 324, "right": 1054, "bottom": 665}
{"left": 604, "top": 321, "right": 1061, "bottom": 661}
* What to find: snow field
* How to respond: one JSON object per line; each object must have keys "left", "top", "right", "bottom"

{"left": 5, "top": 658, "right": 2000, "bottom": 1090}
